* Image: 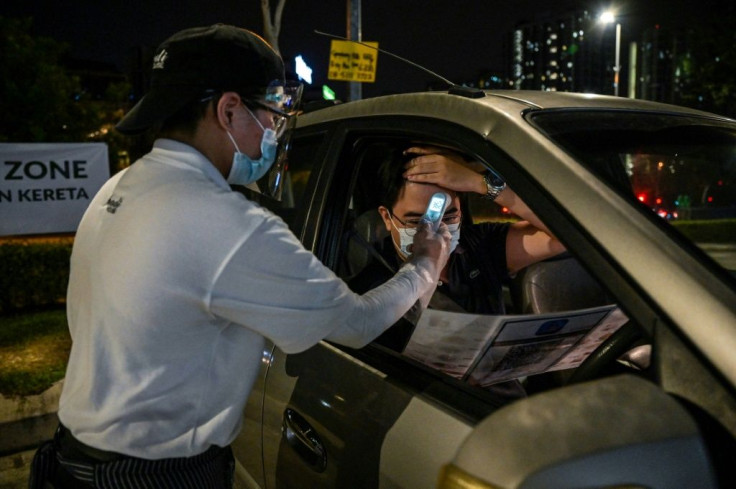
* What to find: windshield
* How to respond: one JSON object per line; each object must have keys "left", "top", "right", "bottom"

{"left": 529, "top": 110, "right": 736, "bottom": 276}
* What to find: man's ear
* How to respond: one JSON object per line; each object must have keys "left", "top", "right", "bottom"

{"left": 215, "top": 92, "right": 242, "bottom": 129}
{"left": 377, "top": 206, "right": 392, "bottom": 232}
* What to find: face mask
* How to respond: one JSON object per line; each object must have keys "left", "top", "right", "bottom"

{"left": 389, "top": 217, "right": 416, "bottom": 258}
{"left": 226, "top": 106, "right": 278, "bottom": 186}
{"left": 389, "top": 217, "right": 461, "bottom": 258}
{"left": 447, "top": 222, "right": 461, "bottom": 254}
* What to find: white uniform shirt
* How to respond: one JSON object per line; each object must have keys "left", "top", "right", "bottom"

{"left": 58, "top": 139, "right": 436, "bottom": 459}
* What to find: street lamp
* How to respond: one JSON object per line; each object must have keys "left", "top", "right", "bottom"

{"left": 599, "top": 11, "right": 621, "bottom": 97}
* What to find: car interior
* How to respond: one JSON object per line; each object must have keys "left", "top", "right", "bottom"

{"left": 331, "top": 137, "right": 736, "bottom": 485}
{"left": 328, "top": 138, "right": 651, "bottom": 393}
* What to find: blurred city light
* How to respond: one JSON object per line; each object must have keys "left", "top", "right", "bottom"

{"left": 599, "top": 11, "right": 615, "bottom": 24}
{"left": 294, "top": 55, "right": 313, "bottom": 84}
{"left": 322, "top": 85, "right": 336, "bottom": 100}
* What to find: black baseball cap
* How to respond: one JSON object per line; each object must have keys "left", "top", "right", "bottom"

{"left": 116, "top": 24, "right": 284, "bottom": 135}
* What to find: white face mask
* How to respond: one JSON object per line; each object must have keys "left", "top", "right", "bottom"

{"left": 389, "top": 216, "right": 460, "bottom": 258}
{"left": 447, "top": 222, "right": 460, "bottom": 253}
{"left": 226, "top": 106, "right": 278, "bottom": 186}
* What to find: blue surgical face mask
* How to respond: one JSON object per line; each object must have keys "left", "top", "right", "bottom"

{"left": 389, "top": 217, "right": 461, "bottom": 259}
{"left": 226, "top": 106, "right": 278, "bottom": 186}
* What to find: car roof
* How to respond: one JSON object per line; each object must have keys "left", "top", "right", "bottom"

{"left": 297, "top": 90, "right": 731, "bottom": 134}
{"left": 483, "top": 90, "right": 713, "bottom": 113}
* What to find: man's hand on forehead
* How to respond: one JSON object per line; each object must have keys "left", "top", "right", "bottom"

{"left": 403, "top": 147, "right": 486, "bottom": 195}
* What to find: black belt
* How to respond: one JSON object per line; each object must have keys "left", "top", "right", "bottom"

{"left": 56, "top": 424, "right": 228, "bottom": 463}
{"left": 36, "top": 424, "right": 234, "bottom": 489}
{"left": 56, "top": 424, "right": 126, "bottom": 463}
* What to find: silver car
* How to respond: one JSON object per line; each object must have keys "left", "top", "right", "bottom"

{"left": 232, "top": 90, "right": 736, "bottom": 488}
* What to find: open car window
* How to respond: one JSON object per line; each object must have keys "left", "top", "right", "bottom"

{"left": 338, "top": 139, "right": 636, "bottom": 393}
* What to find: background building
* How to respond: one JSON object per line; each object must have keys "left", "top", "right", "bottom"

{"left": 507, "top": 9, "right": 621, "bottom": 95}
{"left": 510, "top": 10, "right": 602, "bottom": 93}
{"left": 504, "top": 4, "right": 734, "bottom": 120}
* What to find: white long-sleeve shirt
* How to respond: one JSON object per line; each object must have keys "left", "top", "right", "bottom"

{"left": 58, "top": 139, "right": 437, "bottom": 459}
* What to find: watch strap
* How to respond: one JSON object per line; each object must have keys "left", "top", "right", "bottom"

{"left": 482, "top": 172, "right": 506, "bottom": 201}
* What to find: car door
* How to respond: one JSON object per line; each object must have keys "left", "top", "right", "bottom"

{"left": 234, "top": 116, "right": 531, "bottom": 489}
{"left": 435, "top": 108, "right": 736, "bottom": 489}
{"left": 236, "top": 101, "right": 736, "bottom": 488}
{"left": 236, "top": 111, "right": 645, "bottom": 489}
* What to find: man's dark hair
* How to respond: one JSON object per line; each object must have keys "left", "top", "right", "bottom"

{"left": 376, "top": 147, "right": 413, "bottom": 210}
{"left": 156, "top": 93, "right": 219, "bottom": 137}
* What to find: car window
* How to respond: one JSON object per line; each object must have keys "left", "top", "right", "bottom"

{"left": 270, "top": 134, "right": 320, "bottom": 210}
{"left": 529, "top": 111, "right": 736, "bottom": 277}
{"left": 338, "top": 138, "right": 632, "bottom": 395}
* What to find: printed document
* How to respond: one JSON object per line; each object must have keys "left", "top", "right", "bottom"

{"left": 403, "top": 305, "right": 627, "bottom": 386}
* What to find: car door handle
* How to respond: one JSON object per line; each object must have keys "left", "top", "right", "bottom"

{"left": 282, "top": 408, "right": 327, "bottom": 472}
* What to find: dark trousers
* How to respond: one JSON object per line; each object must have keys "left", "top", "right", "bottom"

{"left": 29, "top": 425, "right": 235, "bottom": 489}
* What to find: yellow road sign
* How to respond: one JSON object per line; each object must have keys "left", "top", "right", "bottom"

{"left": 328, "top": 40, "right": 378, "bottom": 83}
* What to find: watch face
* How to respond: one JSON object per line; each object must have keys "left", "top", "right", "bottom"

{"left": 487, "top": 172, "right": 505, "bottom": 188}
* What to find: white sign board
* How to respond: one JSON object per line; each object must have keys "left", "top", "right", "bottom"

{"left": 0, "top": 143, "right": 110, "bottom": 235}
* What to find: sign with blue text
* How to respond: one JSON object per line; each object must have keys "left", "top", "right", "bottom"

{"left": 0, "top": 143, "right": 109, "bottom": 236}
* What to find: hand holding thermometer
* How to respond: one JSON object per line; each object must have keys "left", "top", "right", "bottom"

{"left": 421, "top": 192, "right": 450, "bottom": 231}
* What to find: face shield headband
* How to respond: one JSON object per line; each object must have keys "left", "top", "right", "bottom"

{"left": 244, "top": 80, "right": 303, "bottom": 139}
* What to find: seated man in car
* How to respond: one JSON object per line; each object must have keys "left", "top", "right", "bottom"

{"left": 349, "top": 145, "right": 566, "bottom": 353}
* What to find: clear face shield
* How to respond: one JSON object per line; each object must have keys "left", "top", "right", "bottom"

{"left": 258, "top": 80, "right": 303, "bottom": 201}
{"left": 199, "top": 80, "right": 303, "bottom": 197}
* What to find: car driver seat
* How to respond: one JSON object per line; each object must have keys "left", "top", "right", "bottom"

{"left": 342, "top": 209, "right": 392, "bottom": 280}
{"left": 512, "top": 254, "right": 650, "bottom": 388}
{"left": 510, "top": 253, "right": 612, "bottom": 314}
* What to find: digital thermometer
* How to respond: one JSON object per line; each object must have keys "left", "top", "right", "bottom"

{"left": 421, "top": 192, "right": 450, "bottom": 231}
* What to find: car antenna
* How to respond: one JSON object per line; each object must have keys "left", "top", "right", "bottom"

{"left": 314, "top": 30, "right": 485, "bottom": 98}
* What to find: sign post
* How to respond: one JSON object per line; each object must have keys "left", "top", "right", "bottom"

{"left": 348, "top": 0, "right": 362, "bottom": 101}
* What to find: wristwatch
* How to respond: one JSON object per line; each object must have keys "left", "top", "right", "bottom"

{"left": 482, "top": 171, "right": 506, "bottom": 201}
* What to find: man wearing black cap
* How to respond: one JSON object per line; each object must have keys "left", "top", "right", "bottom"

{"left": 29, "top": 24, "right": 449, "bottom": 488}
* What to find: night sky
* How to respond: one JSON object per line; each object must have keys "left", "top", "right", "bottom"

{"left": 2, "top": 0, "right": 713, "bottom": 99}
